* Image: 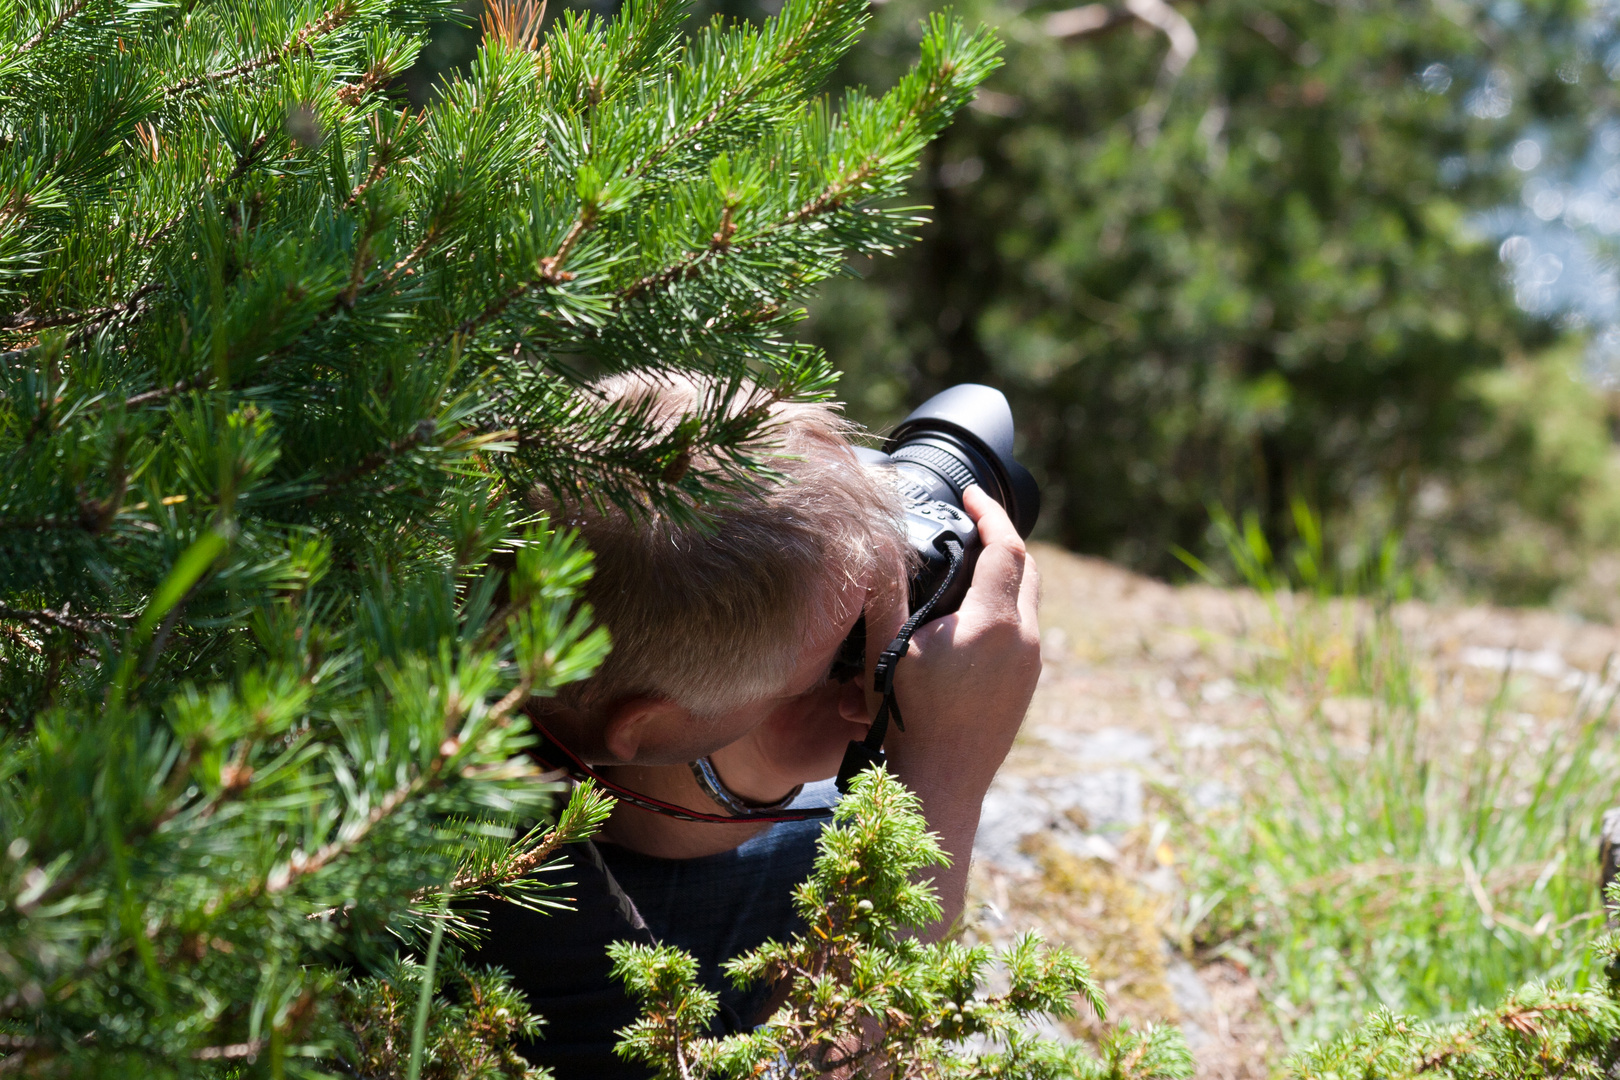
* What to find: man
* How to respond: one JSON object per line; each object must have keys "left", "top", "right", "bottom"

{"left": 476, "top": 372, "right": 1041, "bottom": 1075}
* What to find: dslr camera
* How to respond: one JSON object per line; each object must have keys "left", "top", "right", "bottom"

{"left": 834, "top": 383, "right": 1040, "bottom": 788}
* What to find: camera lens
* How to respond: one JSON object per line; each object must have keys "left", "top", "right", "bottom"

{"left": 850, "top": 384, "right": 1039, "bottom": 624}
{"left": 886, "top": 383, "right": 1040, "bottom": 538}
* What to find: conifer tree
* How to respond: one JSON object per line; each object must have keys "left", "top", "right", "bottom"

{"left": 0, "top": 0, "right": 999, "bottom": 1068}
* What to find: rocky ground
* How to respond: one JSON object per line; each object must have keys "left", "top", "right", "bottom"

{"left": 966, "top": 543, "right": 1620, "bottom": 1078}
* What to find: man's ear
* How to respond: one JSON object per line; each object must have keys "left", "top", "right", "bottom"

{"left": 602, "top": 696, "right": 691, "bottom": 763}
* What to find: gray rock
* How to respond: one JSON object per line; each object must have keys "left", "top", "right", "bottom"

{"left": 974, "top": 777, "right": 1057, "bottom": 873}
{"left": 1165, "top": 957, "right": 1213, "bottom": 1017}
{"left": 1035, "top": 769, "right": 1144, "bottom": 832}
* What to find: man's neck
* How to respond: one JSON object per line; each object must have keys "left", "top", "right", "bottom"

{"left": 595, "top": 762, "right": 779, "bottom": 859}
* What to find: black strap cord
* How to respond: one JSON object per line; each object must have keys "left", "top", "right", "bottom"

{"left": 533, "top": 726, "right": 835, "bottom": 824}
{"left": 836, "top": 537, "right": 966, "bottom": 793}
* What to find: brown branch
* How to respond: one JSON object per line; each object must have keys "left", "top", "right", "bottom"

{"left": 0, "top": 625, "right": 43, "bottom": 654}
{"left": 224, "top": 133, "right": 270, "bottom": 184}
{"left": 266, "top": 760, "right": 442, "bottom": 895}
{"left": 618, "top": 166, "right": 877, "bottom": 305}
{"left": 2, "top": 283, "right": 164, "bottom": 339}
{"left": 137, "top": 208, "right": 186, "bottom": 250}
{"left": 192, "top": 1040, "right": 264, "bottom": 1061}
{"left": 420, "top": 208, "right": 594, "bottom": 355}
{"left": 636, "top": 9, "right": 824, "bottom": 176}
{"left": 125, "top": 377, "right": 202, "bottom": 408}
{"left": 0, "top": 602, "right": 132, "bottom": 636}
{"left": 165, "top": 1, "right": 357, "bottom": 98}
{"left": 17, "top": 0, "right": 89, "bottom": 52}
{"left": 344, "top": 157, "right": 389, "bottom": 209}
{"left": 436, "top": 824, "right": 563, "bottom": 899}
{"left": 305, "top": 419, "right": 437, "bottom": 501}
{"left": 384, "top": 226, "right": 440, "bottom": 284}
{"left": 0, "top": 309, "right": 98, "bottom": 333}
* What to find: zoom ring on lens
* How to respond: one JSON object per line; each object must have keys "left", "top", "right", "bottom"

{"left": 891, "top": 443, "right": 978, "bottom": 495}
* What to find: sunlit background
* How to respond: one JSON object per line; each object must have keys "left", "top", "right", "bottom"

{"left": 412, "top": 0, "right": 1620, "bottom": 614}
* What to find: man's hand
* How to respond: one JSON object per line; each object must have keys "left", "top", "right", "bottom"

{"left": 873, "top": 485, "right": 1041, "bottom": 935}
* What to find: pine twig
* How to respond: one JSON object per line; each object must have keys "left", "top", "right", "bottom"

{"left": 266, "top": 767, "right": 437, "bottom": 895}
{"left": 17, "top": 0, "right": 89, "bottom": 52}
{"left": 224, "top": 134, "right": 271, "bottom": 184}
{"left": 306, "top": 419, "right": 438, "bottom": 500}
{"left": 618, "top": 164, "right": 877, "bottom": 304}
{"left": 0, "top": 602, "right": 132, "bottom": 636}
{"left": 1, "top": 283, "right": 164, "bottom": 339}
{"left": 635, "top": 8, "right": 825, "bottom": 176}
{"left": 447, "top": 210, "right": 594, "bottom": 340}
{"left": 164, "top": 0, "right": 358, "bottom": 98}
{"left": 125, "top": 377, "right": 202, "bottom": 407}
{"left": 260, "top": 669, "right": 538, "bottom": 897}
{"left": 192, "top": 1040, "right": 264, "bottom": 1061}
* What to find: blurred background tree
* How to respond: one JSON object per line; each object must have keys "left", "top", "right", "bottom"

{"left": 802, "top": 0, "right": 1620, "bottom": 607}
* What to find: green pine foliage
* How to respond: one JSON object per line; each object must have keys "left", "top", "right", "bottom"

{"left": 0, "top": 0, "right": 1000, "bottom": 1068}
{"left": 1290, "top": 984, "right": 1620, "bottom": 1080}
{"left": 609, "top": 768, "right": 1196, "bottom": 1080}
{"left": 338, "top": 952, "right": 544, "bottom": 1079}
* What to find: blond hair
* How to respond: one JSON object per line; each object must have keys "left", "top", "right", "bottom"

{"left": 536, "top": 372, "right": 907, "bottom": 718}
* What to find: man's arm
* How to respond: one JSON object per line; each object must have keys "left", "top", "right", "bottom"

{"left": 877, "top": 485, "right": 1042, "bottom": 938}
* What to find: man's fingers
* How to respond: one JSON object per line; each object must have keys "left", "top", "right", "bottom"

{"left": 1018, "top": 548, "right": 1041, "bottom": 623}
{"left": 963, "top": 486, "right": 1023, "bottom": 552}
{"left": 960, "top": 486, "right": 1026, "bottom": 621}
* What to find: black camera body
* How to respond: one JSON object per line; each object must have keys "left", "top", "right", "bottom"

{"left": 834, "top": 384, "right": 1039, "bottom": 791}
{"left": 857, "top": 383, "right": 1040, "bottom": 617}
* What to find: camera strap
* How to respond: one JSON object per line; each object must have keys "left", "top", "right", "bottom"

{"left": 534, "top": 535, "right": 967, "bottom": 817}
{"left": 532, "top": 725, "right": 836, "bottom": 824}
{"left": 836, "top": 537, "right": 966, "bottom": 793}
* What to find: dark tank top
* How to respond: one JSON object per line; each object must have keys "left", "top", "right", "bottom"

{"left": 467, "top": 782, "right": 835, "bottom": 1079}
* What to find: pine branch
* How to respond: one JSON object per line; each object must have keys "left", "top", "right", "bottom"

{"left": 451, "top": 209, "right": 594, "bottom": 338}
{"left": 0, "top": 602, "right": 131, "bottom": 636}
{"left": 636, "top": 7, "right": 839, "bottom": 176}
{"left": 265, "top": 769, "right": 433, "bottom": 894}
{"left": 306, "top": 419, "right": 439, "bottom": 501}
{"left": 435, "top": 779, "right": 609, "bottom": 899}
{"left": 224, "top": 133, "right": 271, "bottom": 184}
{"left": 164, "top": 0, "right": 360, "bottom": 98}
{"left": 264, "top": 673, "right": 535, "bottom": 898}
{"left": 16, "top": 0, "right": 89, "bottom": 53}
{"left": 125, "top": 377, "right": 203, "bottom": 408}
{"left": 1, "top": 283, "right": 164, "bottom": 337}
{"left": 618, "top": 166, "right": 878, "bottom": 304}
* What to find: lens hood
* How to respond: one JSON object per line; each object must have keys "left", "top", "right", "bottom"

{"left": 887, "top": 384, "right": 1040, "bottom": 538}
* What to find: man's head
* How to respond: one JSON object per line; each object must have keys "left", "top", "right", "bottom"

{"left": 532, "top": 372, "right": 909, "bottom": 766}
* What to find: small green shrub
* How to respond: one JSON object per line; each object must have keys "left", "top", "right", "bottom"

{"left": 1290, "top": 906, "right": 1620, "bottom": 1079}
{"left": 338, "top": 953, "right": 546, "bottom": 1080}
{"left": 611, "top": 769, "right": 1195, "bottom": 1079}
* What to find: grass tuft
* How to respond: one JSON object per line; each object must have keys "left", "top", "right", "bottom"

{"left": 1186, "top": 504, "right": 1617, "bottom": 1048}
